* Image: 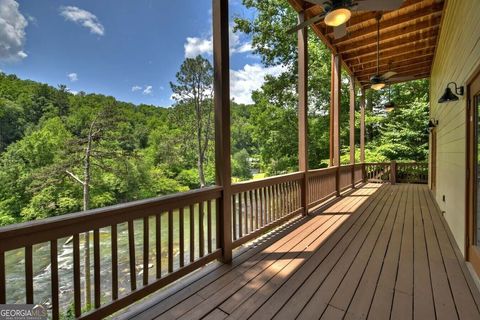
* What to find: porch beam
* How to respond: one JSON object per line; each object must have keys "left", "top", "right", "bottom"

{"left": 213, "top": 0, "right": 232, "bottom": 263}
{"left": 298, "top": 11, "right": 309, "bottom": 216}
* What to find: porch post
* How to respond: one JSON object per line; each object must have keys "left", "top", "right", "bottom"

{"left": 329, "top": 55, "right": 335, "bottom": 167}
{"left": 360, "top": 88, "right": 366, "bottom": 182}
{"left": 213, "top": 0, "right": 232, "bottom": 263}
{"left": 349, "top": 75, "right": 355, "bottom": 188}
{"left": 298, "top": 11, "right": 309, "bottom": 216}
{"left": 332, "top": 54, "right": 341, "bottom": 195}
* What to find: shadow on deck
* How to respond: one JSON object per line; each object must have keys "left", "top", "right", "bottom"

{"left": 119, "top": 183, "right": 480, "bottom": 320}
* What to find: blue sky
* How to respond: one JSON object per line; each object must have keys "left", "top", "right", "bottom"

{"left": 0, "top": 0, "right": 285, "bottom": 106}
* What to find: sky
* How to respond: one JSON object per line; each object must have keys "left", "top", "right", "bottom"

{"left": 0, "top": 0, "right": 286, "bottom": 106}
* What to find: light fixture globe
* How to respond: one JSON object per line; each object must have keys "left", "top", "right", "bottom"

{"left": 370, "top": 75, "right": 385, "bottom": 90}
{"left": 324, "top": 8, "right": 351, "bottom": 27}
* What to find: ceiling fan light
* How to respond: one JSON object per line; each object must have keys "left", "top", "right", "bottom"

{"left": 384, "top": 101, "right": 395, "bottom": 112}
{"left": 371, "top": 82, "right": 385, "bottom": 90}
{"left": 324, "top": 8, "right": 351, "bottom": 27}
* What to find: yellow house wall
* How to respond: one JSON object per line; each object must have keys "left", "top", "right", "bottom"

{"left": 430, "top": 0, "right": 480, "bottom": 256}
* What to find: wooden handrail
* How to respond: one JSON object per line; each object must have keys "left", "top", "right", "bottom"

{"left": 231, "top": 171, "right": 304, "bottom": 193}
{"left": 0, "top": 186, "right": 223, "bottom": 252}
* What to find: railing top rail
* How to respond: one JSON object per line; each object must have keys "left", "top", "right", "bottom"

{"left": 231, "top": 171, "right": 304, "bottom": 193}
{"left": 308, "top": 166, "right": 337, "bottom": 176}
{"left": 0, "top": 185, "right": 222, "bottom": 251}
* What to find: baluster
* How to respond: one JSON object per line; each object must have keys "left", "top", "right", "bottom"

{"left": 266, "top": 186, "right": 270, "bottom": 223}
{"left": 128, "top": 221, "right": 136, "bottom": 291}
{"left": 93, "top": 229, "right": 101, "bottom": 308}
{"left": 255, "top": 189, "right": 259, "bottom": 230}
{"left": 155, "top": 214, "right": 161, "bottom": 278}
{"left": 0, "top": 251, "right": 4, "bottom": 304}
{"left": 189, "top": 204, "right": 195, "bottom": 263}
{"left": 73, "top": 234, "right": 81, "bottom": 317}
{"left": 25, "top": 245, "right": 33, "bottom": 304}
{"left": 278, "top": 184, "right": 283, "bottom": 217}
{"left": 249, "top": 190, "right": 254, "bottom": 232}
{"left": 111, "top": 224, "right": 118, "bottom": 299}
{"left": 243, "top": 192, "right": 248, "bottom": 234}
{"left": 142, "top": 218, "right": 149, "bottom": 286}
{"left": 259, "top": 189, "right": 264, "bottom": 227}
{"left": 238, "top": 193, "right": 243, "bottom": 237}
{"left": 179, "top": 208, "right": 185, "bottom": 267}
{"left": 50, "top": 240, "right": 59, "bottom": 320}
{"left": 199, "top": 202, "right": 205, "bottom": 258}
{"left": 207, "top": 200, "right": 212, "bottom": 254}
{"left": 168, "top": 209, "right": 173, "bottom": 272}
{"left": 232, "top": 194, "right": 237, "bottom": 241}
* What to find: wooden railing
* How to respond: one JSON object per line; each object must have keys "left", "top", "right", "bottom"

{"left": 0, "top": 161, "right": 427, "bottom": 319}
{"left": 365, "top": 162, "right": 391, "bottom": 183}
{"left": 0, "top": 186, "right": 223, "bottom": 320}
{"left": 308, "top": 167, "right": 337, "bottom": 208}
{"left": 231, "top": 172, "right": 303, "bottom": 248}
{"left": 365, "top": 161, "right": 428, "bottom": 184}
{"left": 396, "top": 162, "right": 428, "bottom": 183}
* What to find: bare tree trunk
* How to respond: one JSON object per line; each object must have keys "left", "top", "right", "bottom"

{"left": 83, "top": 127, "right": 93, "bottom": 309}
{"left": 196, "top": 109, "right": 206, "bottom": 188}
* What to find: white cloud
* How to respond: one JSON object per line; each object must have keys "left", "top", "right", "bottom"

{"left": 184, "top": 36, "right": 212, "bottom": 58}
{"left": 230, "top": 63, "right": 287, "bottom": 104}
{"left": 67, "top": 72, "right": 78, "bottom": 82}
{"left": 59, "top": 6, "right": 104, "bottom": 36}
{"left": 131, "top": 85, "right": 142, "bottom": 92}
{"left": 143, "top": 85, "right": 153, "bottom": 95}
{"left": 0, "top": 0, "right": 28, "bottom": 61}
{"left": 184, "top": 26, "right": 253, "bottom": 58}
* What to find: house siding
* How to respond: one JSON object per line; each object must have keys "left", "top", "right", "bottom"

{"left": 430, "top": 0, "right": 480, "bottom": 256}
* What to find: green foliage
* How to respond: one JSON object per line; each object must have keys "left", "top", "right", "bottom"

{"left": 232, "top": 149, "right": 253, "bottom": 181}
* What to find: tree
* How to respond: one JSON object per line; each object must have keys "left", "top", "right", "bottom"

{"left": 232, "top": 149, "right": 253, "bottom": 180}
{"left": 170, "top": 55, "right": 214, "bottom": 187}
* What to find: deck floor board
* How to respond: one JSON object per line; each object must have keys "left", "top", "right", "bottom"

{"left": 122, "top": 184, "right": 480, "bottom": 320}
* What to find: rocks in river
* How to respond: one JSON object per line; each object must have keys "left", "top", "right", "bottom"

{"left": 137, "top": 264, "right": 154, "bottom": 276}
{"left": 64, "top": 236, "right": 74, "bottom": 245}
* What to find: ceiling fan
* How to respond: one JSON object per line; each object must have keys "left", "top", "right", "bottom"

{"left": 288, "top": 0, "right": 405, "bottom": 39}
{"left": 369, "top": 13, "right": 411, "bottom": 90}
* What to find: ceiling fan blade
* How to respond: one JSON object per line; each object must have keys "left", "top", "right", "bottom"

{"left": 333, "top": 23, "right": 347, "bottom": 39}
{"left": 381, "top": 71, "right": 398, "bottom": 80}
{"left": 355, "top": 0, "right": 404, "bottom": 11}
{"left": 388, "top": 75, "right": 413, "bottom": 82}
{"left": 287, "top": 13, "right": 325, "bottom": 34}
{"left": 304, "top": 0, "right": 326, "bottom": 4}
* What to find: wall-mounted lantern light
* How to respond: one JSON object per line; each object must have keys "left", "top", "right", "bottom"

{"left": 428, "top": 119, "right": 438, "bottom": 131}
{"left": 438, "top": 82, "right": 464, "bottom": 103}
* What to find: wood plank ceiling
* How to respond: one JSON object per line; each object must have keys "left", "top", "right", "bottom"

{"left": 287, "top": 0, "right": 445, "bottom": 87}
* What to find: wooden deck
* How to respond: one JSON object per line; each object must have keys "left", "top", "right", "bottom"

{"left": 119, "top": 184, "right": 480, "bottom": 320}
